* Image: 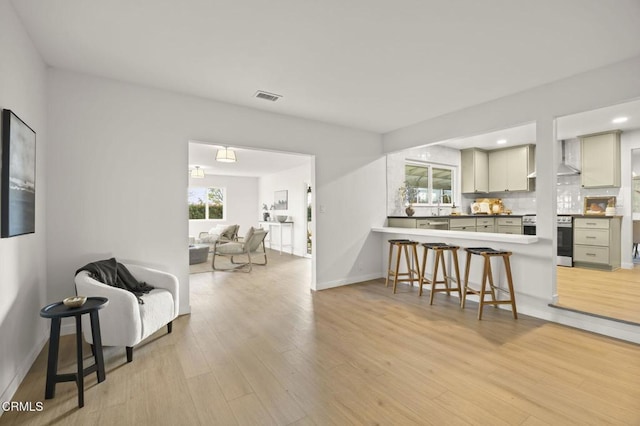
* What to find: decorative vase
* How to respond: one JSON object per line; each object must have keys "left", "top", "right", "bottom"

{"left": 263, "top": 212, "right": 270, "bottom": 221}
{"left": 405, "top": 205, "right": 415, "bottom": 217}
{"left": 605, "top": 207, "right": 616, "bottom": 216}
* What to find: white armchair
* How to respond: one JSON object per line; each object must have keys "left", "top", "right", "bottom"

{"left": 74, "top": 263, "right": 179, "bottom": 362}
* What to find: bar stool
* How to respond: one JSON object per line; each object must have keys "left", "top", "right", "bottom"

{"left": 461, "top": 247, "right": 518, "bottom": 320}
{"left": 385, "top": 239, "right": 420, "bottom": 293}
{"left": 419, "top": 243, "right": 462, "bottom": 304}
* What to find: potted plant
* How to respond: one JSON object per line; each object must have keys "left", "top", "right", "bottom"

{"left": 262, "top": 204, "right": 270, "bottom": 221}
{"left": 398, "top": 182, "right": 417, "bottom": 216}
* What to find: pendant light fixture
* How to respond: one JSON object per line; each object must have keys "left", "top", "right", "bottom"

{"left": 216, "top": 146, "right": 237, "bottom": 163}
{"left": 190, "top": 166, "right": 205, "bottom": 178}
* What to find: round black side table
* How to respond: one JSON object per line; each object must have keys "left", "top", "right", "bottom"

{"left": 40, "top": 297, "right": 109, "bottom": 408}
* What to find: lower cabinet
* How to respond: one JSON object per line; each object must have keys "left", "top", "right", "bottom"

{"left": 573, "top": 217, "right": 621, "bottom": 270}
{"left": 496, "top": 217, "right": 522, "bottom": 234}
{"left": 449, "top": 218, "right": 476, "bottom": 232}
{"left": 476, "top": 217, "right": 496, "bottom": 233}
{"left": 387, "top": 216, "right": 521, "bottom": 234}
{"left": 388, "top": 218, "right": 417, "bottom": 228}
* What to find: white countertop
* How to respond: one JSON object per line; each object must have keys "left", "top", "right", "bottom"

{"left": 372, "top": 227, "right": 538, "bottom": 245}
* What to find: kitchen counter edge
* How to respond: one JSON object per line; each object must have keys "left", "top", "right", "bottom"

{"left": 372, "top": 227, "right": 538, "bottom": 245}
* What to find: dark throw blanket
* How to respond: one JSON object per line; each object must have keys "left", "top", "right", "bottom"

{"left": 76, "top": 258, "right": 154, "bottom": 304}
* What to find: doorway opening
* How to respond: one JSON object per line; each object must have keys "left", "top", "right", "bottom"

{"left": 187, "top": 141, "right": 315, "bottom": 289}
{"left": 554, "top": 99, "right": 640, "bottom": 325}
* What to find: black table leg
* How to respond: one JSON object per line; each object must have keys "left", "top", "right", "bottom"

{"left": 89, "top": 311, "right": 106, "bottom": 382}
{"left": 45, "top": 318, "right": 61, "bottom": 399}
{"left": 75, "top": 315, "right": 84, "bottom": 408}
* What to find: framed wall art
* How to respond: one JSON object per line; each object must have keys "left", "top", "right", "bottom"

{"left": 583, "top": 196, "right": 615, "bottom": 216}
{"left": 274, "top": 190, "right": 288, "bottom": 210}
{"left": 1, "top": 109, "right": 36, "bottom": 237}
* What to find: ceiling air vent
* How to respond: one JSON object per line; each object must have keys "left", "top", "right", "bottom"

{"left": 254, "top": 90, "right": 282, "bottom": 102}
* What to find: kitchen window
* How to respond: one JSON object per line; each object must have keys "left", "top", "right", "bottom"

{"left": 188, "top": 187, "right": 225, "bottom": 220}
{"left": 405, "top": 161, "right": 454, "bottom": 205}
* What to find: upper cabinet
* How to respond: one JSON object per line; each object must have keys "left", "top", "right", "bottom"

{"left": 580, "top": 131, "right": 621, "bottom": 188}
{"left": 461, "top": 148, "right": 488, "bottom": 194}
{"left": 488, "top": 144, "right": 535, "bottom": 192}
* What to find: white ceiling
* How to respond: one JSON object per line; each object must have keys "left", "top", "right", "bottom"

{"left": 556, "top": 98, "right": 640, "bottom": 140}
{"left": 432, "top": 98, "right": 640, "bottom": 151}
{"left": 436, "top": 122, "right": 537, "bottom": 150}
{"left": 11, "top": 0, "right": 640, "bottom": 134}
{"left": 188, "top": 142, "right": 311, "bottom": 177}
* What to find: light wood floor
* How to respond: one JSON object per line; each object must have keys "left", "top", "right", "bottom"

{"left": 3, "top": 251, "right": 640, "bottom": 425}
{"left": 556, "top": 265, "right": 640, "bottom": 324}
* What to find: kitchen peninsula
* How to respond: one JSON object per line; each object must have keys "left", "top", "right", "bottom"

{"left": 372, "top": 218, "right": 539, "bottom": 314}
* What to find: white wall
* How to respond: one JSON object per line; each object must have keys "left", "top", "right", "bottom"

{"left": 188, "top": 174, "right": 259, "bottom": 239}
{"left": 46, "top": 68, "right": 385, "bottom": 311}
{"left": 0, "top": 0, "right": 48, "bottom": 407}
{"left": 383, "top": 56, "right": 640, "bottom": 342}
{"left": 259, "top": 162, "right": 312, "bottom": 257}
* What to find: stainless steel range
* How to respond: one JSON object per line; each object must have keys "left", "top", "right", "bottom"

{"left": 521, "top": 215, "right": 574, "bottom": 267}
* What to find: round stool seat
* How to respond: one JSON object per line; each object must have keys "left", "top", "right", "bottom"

{"left": 388, "top": 239, "right": 411, "bottom": 243}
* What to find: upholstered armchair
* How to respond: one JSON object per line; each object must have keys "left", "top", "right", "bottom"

{"left": 74, "top": 264, "right": 179, "bottom": 362}
{"left": 212, "top": 227, "right": 268, "bottom": 272}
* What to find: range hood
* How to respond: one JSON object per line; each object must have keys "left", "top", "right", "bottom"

{"left": 527, "top": 140, "right": 581, "bottom": 178}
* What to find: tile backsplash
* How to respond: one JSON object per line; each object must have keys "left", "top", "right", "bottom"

{"left": 459, "top": 174, "right": 623, "bottom": 216}
{"left": 557, "top": 174, "right": 622, "bottom": 214}
{"left": 461, "top": 192, "right": 536, "bottom": 215}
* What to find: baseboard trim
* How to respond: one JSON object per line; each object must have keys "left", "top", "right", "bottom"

{"left": 0, "top": 331, "right": 48, "bottom": 415}
{"left": 316, "top": 273, "right": 383, "bottom": 290}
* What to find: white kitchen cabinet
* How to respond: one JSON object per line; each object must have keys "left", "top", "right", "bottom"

{"left": 461, "top": 148, "right": 488, "bottom": 194}
{"left": 488, "top": 145, "right": 535, "bottom": 192}
{"left": 580, "top": 131, "right": 621, "bottom": 188}
{"left": 573, "top": 217, "right": 621, "bottom": 270}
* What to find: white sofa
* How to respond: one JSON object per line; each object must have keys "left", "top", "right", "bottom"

{"left": 74, "top": 263, "right": 179, "bottom": 362}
